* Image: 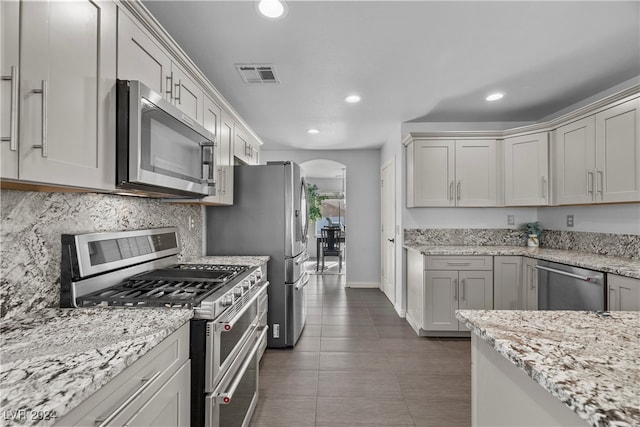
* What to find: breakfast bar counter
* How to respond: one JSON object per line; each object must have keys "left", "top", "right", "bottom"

{"left": 456, "top": 310, "right": 640, "bottom": 427}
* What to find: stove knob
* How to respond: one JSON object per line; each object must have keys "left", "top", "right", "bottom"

{"left": 234, "top": 288, "right": 243, "bottom": 298}
{"left": 255, "top": 270, "right": 263, "bottom": 281}
{"left": 241, "top": 280, "right": 251, "bottom": 291}
{"left": 248, "top": 275, "right": 257, "bottom": 285}
{"left": 221, "top": 295, "right": 234, "bottom": 307}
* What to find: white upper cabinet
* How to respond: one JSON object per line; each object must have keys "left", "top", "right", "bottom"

{"left": 234, "top": 126, "right": 260, "bottom": 165}
{"left": 1, "top": 0, "right": 19, "bottom": 180}
{"left": 117, "top": 9, "right": 171, "bottom": 98}
{"left": 594, "top": 98, "right": 640, "bottom": 203}
{"left": 504, "top": 132, "right": 549, "bottom": 206}
{"left": 455, "top": 140, "right": 497, "bottom": 207}
{"left": 555, "top": 97, "right": 639, "bottom": 205}
{"left": 117, "top": 9, "right": 204, "bottom": 125}
{"left": 14, "top": 0, "right": 116, "bottom": 190}
{"left": 406, "top": 139, "right": 497, "bottom": 207}
{"left": 200, "top": 97, "right": 234, "bottom": 205}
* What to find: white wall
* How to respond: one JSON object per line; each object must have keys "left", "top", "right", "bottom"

{"left": 307, "top": 177, "right": 343, "bottom": 193}
{"left": 261, "top": 149, "right": 381, "bottom": 286}
{"left": 537, "top": 204, "right": 640, "bottom": 235}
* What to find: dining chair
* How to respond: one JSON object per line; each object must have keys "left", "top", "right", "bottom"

{"left": 320, "top": 227, "right": 343, "bottom": 273}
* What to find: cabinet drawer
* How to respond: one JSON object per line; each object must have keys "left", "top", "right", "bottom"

{"left": 56, "top": 322, "right": 190, "bottom": 426}
{"left": 425, "top": 256, "right": 493, "bottom": 271}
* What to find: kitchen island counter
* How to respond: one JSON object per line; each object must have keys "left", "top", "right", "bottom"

{"left": 456, "top": 309, "right": 640, "bottom": 427}
{"left": 0, "top": 308, "right": 192, "bottom": 426}
{"left": 403, "top": 244, "right": 640, "bottom": 279}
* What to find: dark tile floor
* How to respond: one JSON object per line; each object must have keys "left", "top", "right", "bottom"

{"left": 250, "top": 274, "right": 472, "bottom": 427}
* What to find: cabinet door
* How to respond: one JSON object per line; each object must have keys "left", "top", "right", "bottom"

{"left": 458, "top": 270, "right": 493, "bottom": 330}
{"left": 608, "top": 274, "right": 640, "bottom": 311}
{"left": 411, "top": 140, "right": 456, "bottom": 207}
{"left": 493, "top": 256, "right": 522, "bottom": 310}
{"left": 19, "top": 0, "right": 116, "bottom": 190}
{"left": 406, "top": 250, "right": 424, "bottom": 333}
{"left": 522, "top": 257, "right": 538, "bottom": 310}
{"left": 1, "top": 0, "right": 19, "bottom": 179}
{"left": 554, "top": 116, "right": 596, "bottom": 205}
{"left": 234, "top": 125, "right": 250, "bottom": 165}
{"left": 595, "top": 98, "right": 640, "bottom": 203}
{"left": 117, "top": 9, "right": 171, "bottom": 99}
{"left": 455, "top": 140, "right": 497, "bottom": 206}
{"left": 504, "top": 133, "right": 549, "bottom": 206}
{"left": 124, "top": 361, "right": 191, "bottom": 427}
{"left": 220, "top": 111, "right": 235, "bottom": 204}
{"left": 171, "top": 64, "right": 204, "bottom": 124}
{"left": 424, "top": 270, "right": 458, "bottom": 331}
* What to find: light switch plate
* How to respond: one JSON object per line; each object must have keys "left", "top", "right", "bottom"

{"left": 507, "top": 215, "right": 515, "bottom": 225}
{"left": 567, "top": 215, "right": 574, "bottom": 227}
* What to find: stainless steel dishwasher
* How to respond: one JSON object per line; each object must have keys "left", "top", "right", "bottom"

{"left": 535, "top": 260, "right": 605, "bottom": 311}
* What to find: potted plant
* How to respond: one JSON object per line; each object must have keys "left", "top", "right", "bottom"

{"left": 307, "top": 183, "right": 327, "bottom": 223}
{"left": 522, "top": 222, "right": 542, "bottom": 247}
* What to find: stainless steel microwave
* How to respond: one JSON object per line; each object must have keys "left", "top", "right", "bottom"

{"left": 116, "top": 80, "right": 216, "bottom": 198}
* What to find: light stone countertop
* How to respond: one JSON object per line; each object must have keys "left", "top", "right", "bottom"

{"left": 0, "top": 308, "right": 192, "bottom": 426}
{"left": 456, "top": 310, "right": 640, "bottom": 427}
{"left": 185, "top": 255, "right": 270, "bottom": 267}
{"left": 403, "top": 244, "right": 640, "bottom": 279}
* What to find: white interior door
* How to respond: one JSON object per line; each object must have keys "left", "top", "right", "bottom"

{"left": 381, "top": 158, "right": 396, "bottom": 304}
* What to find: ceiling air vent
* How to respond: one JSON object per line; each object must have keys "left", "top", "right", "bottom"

{"left": 235, "top": 64, "right": 279, "bottom": 84}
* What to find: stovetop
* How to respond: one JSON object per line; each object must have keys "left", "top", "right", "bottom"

{"left": 76, "top": 264, "right": 249, "bottom": 308}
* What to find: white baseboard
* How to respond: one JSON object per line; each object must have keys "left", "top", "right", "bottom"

{"left": 345, "top": 281, "right": 380, "bottom": 288}
{"left": 394, "top": 305, "right": 406, "bottom": 318}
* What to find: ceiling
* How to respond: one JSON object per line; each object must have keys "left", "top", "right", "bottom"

{"left": 143, "top": 1, "right": 640, "bottom": 151}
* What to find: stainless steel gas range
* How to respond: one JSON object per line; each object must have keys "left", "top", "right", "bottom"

{"left": 60, "top": 227, "right": 268, "bottom": 427}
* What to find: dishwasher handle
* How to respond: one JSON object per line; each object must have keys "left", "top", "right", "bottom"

{"left": 534, "top": 265, "right": 596, "bottom": 282}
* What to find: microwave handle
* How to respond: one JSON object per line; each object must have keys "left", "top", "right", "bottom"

{"left": 201, "top": 141, "right": 215, "bottom": 185}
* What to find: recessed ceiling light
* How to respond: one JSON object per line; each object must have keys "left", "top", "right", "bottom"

{"left": 307, "top": 129, "right": 320, "bottom": 134}
{"left": 257, "top": 0, "right": 287, "bottom": 19}
{"left": 345, "top": 95, "right": 361, "bottom": 103}
{"left": 486, "top": 93, "right": 504, "bottom": 101}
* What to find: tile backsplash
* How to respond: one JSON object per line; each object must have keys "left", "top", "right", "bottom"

{"left": 404, "top": 228, "right": 640, "bottom": 260}
{"left": 0, "top": 190, "right": 202, "bottom": 318}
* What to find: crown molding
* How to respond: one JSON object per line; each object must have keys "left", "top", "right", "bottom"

{"left": 402, "top": 84, "right": 639, "bottom": 146}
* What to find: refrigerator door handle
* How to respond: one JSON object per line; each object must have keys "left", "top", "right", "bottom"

{"left": 295, "top": 252, "right": 310, "bottom": 265}
{"left": 290, "top": 272, "right": 310, "bottom": 290}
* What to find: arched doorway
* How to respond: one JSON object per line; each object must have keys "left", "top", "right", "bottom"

{"left": 301, "top": 159, "right": 347, "bottom": 276}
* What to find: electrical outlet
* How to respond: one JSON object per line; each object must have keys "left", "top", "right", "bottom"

{"left": 507, "top": 215, "right": 515, "bottom": 225}
{"left": 188, "top": 215, "right": 195, "bottom": 231}
{"left": 273, "top": 324, "right": 280, "bottom": 338}
{"left": 566, "top": 215, "right": 574, "bottom": 227}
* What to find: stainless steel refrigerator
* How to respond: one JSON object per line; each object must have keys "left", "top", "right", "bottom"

{"left": 205, "top": 161, "right": 309, "bottom": 348}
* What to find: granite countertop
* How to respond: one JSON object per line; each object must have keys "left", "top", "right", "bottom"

{"left": 0, "top": 308, "right": 192, "bottom": 426}
{"left": 403, "top": 244, "right": 640, "bottom": 279}
{"left": 456, "top": 310, "right": 640, "bottom": 427}
{"left": 185, "top": 255, "right": 270, "bottom": 267}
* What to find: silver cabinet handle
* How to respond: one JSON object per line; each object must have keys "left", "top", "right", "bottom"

{"left": 541, "top": 176, "right": 547, "bottom": 198}
{"left": 165, "top": 72, "right": 173, "bottom": 99}
{"left": 457, "top": 181, "right": 461, "bottom": 200}
{"left": 448, "top": 181, "right": 453, "bottom": 200}
{"left": 1, "top": 65, "right": 18, "bottom": 151}
{"left": 587, "top": 170, "right": 594, "bottom": 199}
{"left": 446, "top": 261, "right": 471, "bottom": 266}
{"left": 453, "top": 278, "right": 458, "bottom": 301}
{"left": 222, "top": 169, "right": 227, "bottom": 194}
{"left": 461, "top": 278, "right": 466, "bottom": 301}
{"left": 95, "top": 371, "right": 161, "bottom": 426}
{"left": 596, "top": 170, "right": 603, "bottom": 199}
{"left": 174, "top": 80, "right": 182, "bottom": 104}
{"left": 214, "top": 327, "right": 267, "bottom": 405}
{"left": 217, "top": 169, "right": 224, "bottom": 195}
{"left": 31, "top": 80, "right": 48, "bottom": 157}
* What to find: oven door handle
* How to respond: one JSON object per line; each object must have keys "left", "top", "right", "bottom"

{"left": 215, "top": 327, "right": 268, "bottom": 405}
{"left": 215, "top": 284, "right": 265, "bottom": 332}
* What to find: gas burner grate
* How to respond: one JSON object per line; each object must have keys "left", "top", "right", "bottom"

{"left": 173, "top": 264, "right": 249, "bottom": 273}
{"left": 77, "top": 278, "right": 226, "bottom": 308}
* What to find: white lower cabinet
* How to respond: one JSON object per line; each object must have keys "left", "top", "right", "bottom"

{"left": 608, "top": 274, "right": 640, "bottom": 311}
{"left": 494, "top": 256, "right": 523, "bottom": 309}
{"left": 407, "top": 253, "right": 493, "bottom": 337}
{"left": 56, "top": 323, "right": 190, "bottom": 427}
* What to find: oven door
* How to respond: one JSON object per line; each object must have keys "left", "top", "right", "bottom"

{"left": 205, "top": 327, "right": 267, "bottom": 427}
{"left": 205, "top": 286, "right": 262, "bottom": 391}
{"left": 117, "top": 80, "right": 215, "bottom": 197}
